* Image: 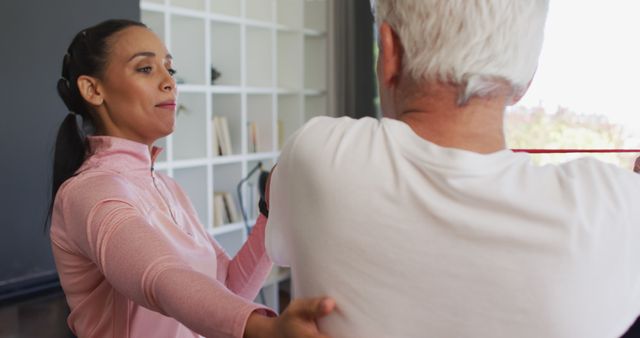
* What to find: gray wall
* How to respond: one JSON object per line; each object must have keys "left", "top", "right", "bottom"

{"left": 0, "top": 0, "right": 139, "bottom": 300}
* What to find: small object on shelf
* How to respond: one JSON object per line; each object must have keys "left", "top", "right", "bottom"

{"left": 176, "top": 103, "right": 188, "bottom": 116}
{"left": 211, "top": 66, "right": 222, "bottom": 84}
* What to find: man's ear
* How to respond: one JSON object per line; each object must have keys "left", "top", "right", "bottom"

{"left": 378, "top": 22, "right": 403, "bottom": 90}
{"left": 77, "top": 75, "right": 104, "bottom": 106}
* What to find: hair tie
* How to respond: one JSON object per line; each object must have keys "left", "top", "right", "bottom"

{"left": 59, "top": 77, "right": 70, "bottom": 88}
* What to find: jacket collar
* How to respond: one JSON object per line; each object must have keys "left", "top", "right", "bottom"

{"left": 79, "top": 136, "right": 163, "bottom": 173}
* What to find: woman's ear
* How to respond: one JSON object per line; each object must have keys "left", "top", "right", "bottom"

{"left": 77, "top": 75, "right": 104, "bottom": 107}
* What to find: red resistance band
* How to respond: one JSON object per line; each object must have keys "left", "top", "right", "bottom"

{"left": 512, "top": 149, "right": 640, "bottom": 154}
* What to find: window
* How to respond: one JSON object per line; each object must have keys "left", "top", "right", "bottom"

{"left": 508, "top": 0, "right": 640, "bottom": 168}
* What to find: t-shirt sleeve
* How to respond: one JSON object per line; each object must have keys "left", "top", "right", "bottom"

{"left": 265, "top": 116, "right": 349, "bottom": 266}
{"left": 56, "top": 174, "right": 272, "bottom": 338}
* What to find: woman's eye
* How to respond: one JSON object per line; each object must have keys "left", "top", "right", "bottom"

{"left": 137, "top": 66, "right": 152, "bottom": 73}
{"left": 168, "top": 68, "right": 177, "bottom": 76}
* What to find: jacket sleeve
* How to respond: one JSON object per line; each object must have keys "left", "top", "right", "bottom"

{"left": 209, "top": 214, "right": 273, "bottom": 301}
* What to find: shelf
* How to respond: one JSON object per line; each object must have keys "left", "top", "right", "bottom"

{"left": 277, "top": 94, "right": 302, "bottom": 148}
{"left": 209, "top": 13, "right": 243, "bottom": 24}
{"left": 171, "top": 15, "right": 206, "bottom": 85}
{"left": 264, "top": 267, "right": 291, "bottom": 286}
{"left": 211, "top": 21, "right": 241, "bottom": 86}
{"left": 305, "top": 94, "right": 327, "bottom": 121}
{"left": 174, "top": 93, "right": 207, "bottom": 160}
{"left": 246, "top": 27, "right": 274, "bottom": 87}
{"left": 244, "top": 152, "right": 280, "bottom": 162}
{"left": 277, "top": 31, "right": 302, "bottom": 90}
{"left": 171, "top": 158, "right": 210, "bottom": 169}
{"left": 244, "top": 19, "right": 275, "bottom": 30}
{"left": 166, "top": 5, "right": 208, "bottom": 18}
{"left": 173, "top": 166, "right": 208, "bottom": 224}
{"left": 177, "top": 84, "right": 208, "bottom": 93}
{"left": 141, "top": 10, "right": 165, "bottom": 41}
{"left": 304, "top": 35, "right": 327, "bottom": 91}
{"left": 209, "top": 0, "right": 241, "bottom": 17}
{"left": 247, "top": 95, "right": 274, "bottom": 153}
{"left": 245, "top": 0, "right": 274, "bottom": 23}
{"left": 276, "top": 0, "right": 302, "bottom": 29}
{"left": 214, "top": 230, "right": 245, "bottom": 257}
{"left": 141, "top": 2, "right": 166, "bottom": 11}
{"left": 170, "top": 0, "right": 205, "bottom": 11}
{"left": 245, "top": 87, "right": 275, "bottom": 94}
{"left": 303, "top": 29, "right": 326, "bottom": 37}
{"left": 211, "top": 85, "right": 243, "bottom": 94}
{"left": 154, "top": 161, "right": 170, "bottom": 171}
{"left": 304, "top": 0, "right": 327, "bottom": 32}
{"left": 211, "top": 154, "right": 245, "bottom": 165}
{"left": 304, "top": 89, "right": 326, "bottom": 96}
{"left": 211, "top": 93, "right": 242, "bottom": 156}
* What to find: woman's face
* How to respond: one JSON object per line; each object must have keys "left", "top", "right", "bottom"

{"left": 91, "top": 26, "right": 177, "bottom": 145}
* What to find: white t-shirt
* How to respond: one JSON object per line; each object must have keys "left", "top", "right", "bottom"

{"left": 266, "top": 116, "right": 640, "bottom": 338}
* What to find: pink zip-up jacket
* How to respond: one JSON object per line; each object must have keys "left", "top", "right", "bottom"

{"left": 50, "top": 136, "right": 274, "bottom": 338}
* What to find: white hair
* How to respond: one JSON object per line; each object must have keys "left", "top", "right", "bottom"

{"left": 372, "top": 0, "right": 549, "bottom": 104}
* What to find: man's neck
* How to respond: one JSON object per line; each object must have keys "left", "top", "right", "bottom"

{"left": 394, "top": 84, "right": 508, "bottom": 154}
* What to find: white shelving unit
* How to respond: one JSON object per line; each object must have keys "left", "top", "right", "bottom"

{"left": 141, "top": 0, "right": 331, "bottom": 311}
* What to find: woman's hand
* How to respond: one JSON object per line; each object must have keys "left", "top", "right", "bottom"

{"left": 245, "top": 297, "right": 336, "bottom": 338}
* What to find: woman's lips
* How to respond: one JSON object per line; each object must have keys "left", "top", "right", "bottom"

{"left": 156, "top": 100, "right": 177, "bottom": 110}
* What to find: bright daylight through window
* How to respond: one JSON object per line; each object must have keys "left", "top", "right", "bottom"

{"left": 507, "top": 0, "right": 640, "bottom": 167}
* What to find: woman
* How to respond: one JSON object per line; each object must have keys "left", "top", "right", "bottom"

{"left": 48, "top": 19, "right": 334, "bottom": 338}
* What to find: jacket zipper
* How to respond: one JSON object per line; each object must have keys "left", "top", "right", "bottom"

{"left": 151, "top": 166, "right": 179, "bottom": 225}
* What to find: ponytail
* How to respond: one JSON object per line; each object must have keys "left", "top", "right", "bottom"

{"left": 51, "top": 113, "right": 87, "bottom": 199}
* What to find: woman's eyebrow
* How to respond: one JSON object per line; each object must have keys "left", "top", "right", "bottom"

{"left": 128, "top": 52, "right": 173, "bottom": 62}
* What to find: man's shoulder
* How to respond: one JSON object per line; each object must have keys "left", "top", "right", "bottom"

{"left": 557, "top": 157, "right": 638, "bottom": 181}
{"left": 291, "top": 116, "right": 380, "bottom": 147}
{"left": 552, "top": 157, "right": 640, "bottom": 203}
{"left": 301, "top": 115, "right": 378, "bottom": 133}
{"left": 281, "top": 116, "right": 381, "bottom": 161}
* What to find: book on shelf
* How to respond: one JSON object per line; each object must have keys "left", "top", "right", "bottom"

{"left": 211, "top": 118, "right": 220, "bottom": 157}
{"left": 212, "top": 116, "right": 233, "bottom": 156}
{"left": 277, "top": 119, "right": 285, "bottom": 150}
{"left": 213, "top": 193, "right": 226, "bottom": 227}
{"left": 213, "top": 191, "right": 240, "bottom": 227}
{"left": 247, "top": 121, "right": 258, "bottom": 153}
{"left": 223, "top": 192, "right": 240, "bottom": 223}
